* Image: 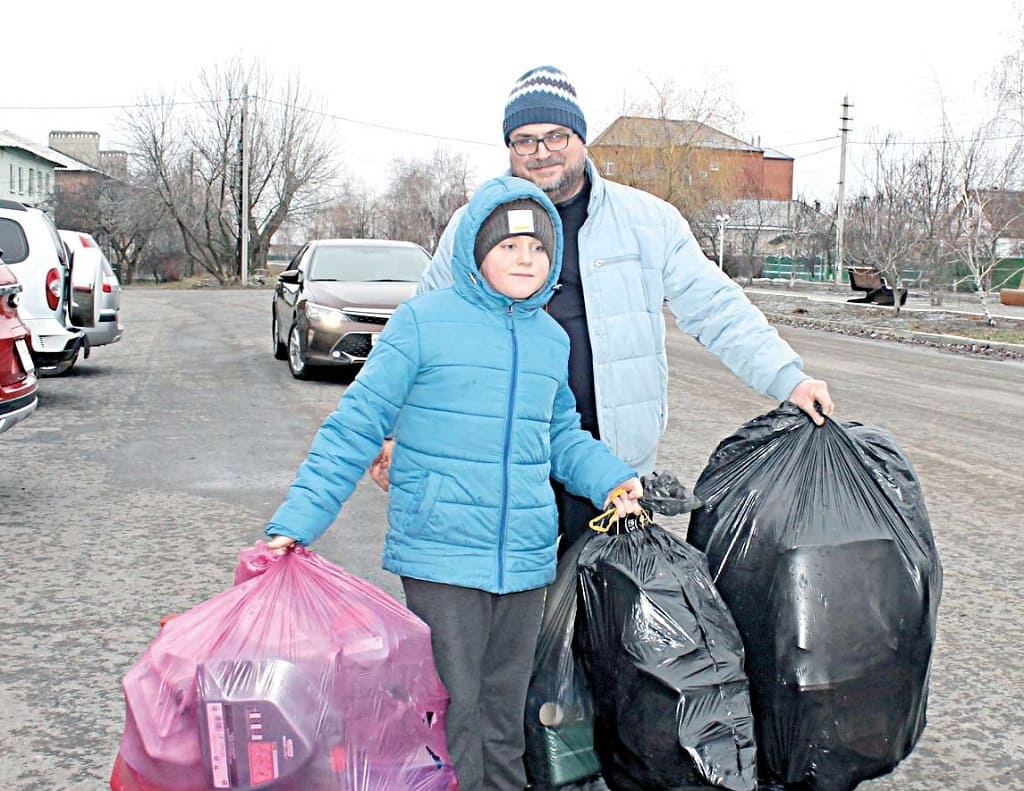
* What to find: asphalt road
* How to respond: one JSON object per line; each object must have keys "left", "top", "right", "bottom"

{"left": 1, "top": 288, "right": 1021, "bottom": 790}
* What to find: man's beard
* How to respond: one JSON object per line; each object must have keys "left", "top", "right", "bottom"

{"left": 525, "top": 157, "right": 585, "bottom": 204}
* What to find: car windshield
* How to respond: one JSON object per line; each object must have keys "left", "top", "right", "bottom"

{"left": 308, "top": 245, "right": 428, "bottom": 282}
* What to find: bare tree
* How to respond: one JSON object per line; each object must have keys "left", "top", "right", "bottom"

{"left": 989, "top": 13, "right": 1024, "bottom": 185}
{"left": 242, "top": 68, "right": 337, "bottom": 273}
{"left": 122, "top": 58, "right": 336, "bottom": 283}
{"left": 50, "top": 174, "right": 170, "bottom": 284}
{"left": 729, "top": 198, "right": 777, "bottom": 279}
{"left": 51, "top": 179, "right": 103, "bottom": 233}
{"left": 726, "top": 197, "right": 829, "bottom": 282}
{"left": 100, "top": 183, "right": 171, "bottom": 284}
{"left": 943, "top": 113, "right": 1024, "bottom": 325}
{"left": 301, "top": 174, "right": 379, "bottom": 240}
{"left": 790, "top": 197, "right": 833, "bottom": 280}
{"left": 377, "top": 147, "right": 472, "bottom": 251}
{"left": 845, "top": 135, "right": 937, "bottom": 314}
{"left": 901, "top": 130, "right": 960, "bottom": 305}
{"left": 600, "top": 75, "right": 747, "bottom": 229}
{"left": 951, "top": 185, "right": 1020, "bottom": 325}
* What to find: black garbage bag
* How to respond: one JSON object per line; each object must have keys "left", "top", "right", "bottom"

{"left": 525, "top": 535, "right": 602, "bottom": 790}
{"left": 576, "top": 511, "right": 758, "bottom": 791}
{"left": 640, "top": 470, "right": 703, "bottom": 516}
{"left": 688, "top": 403, "right": 942, "bottom": 791}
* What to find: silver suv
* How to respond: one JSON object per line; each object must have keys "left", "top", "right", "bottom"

{"left": 0, "top": 200, "right": 90, "bottom": 375}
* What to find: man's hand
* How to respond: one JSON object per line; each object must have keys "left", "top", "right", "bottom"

{"left": 788, "top": 378, "right": 834, "bottom": 426}
{"left": 266, "top": 535, "right": 297, "bottom": 555}
{"left": 604, "top": 477, "right": 644, "bottom": 518}
{"left": 369, "top": 439, "right": 394, "bottom": 491}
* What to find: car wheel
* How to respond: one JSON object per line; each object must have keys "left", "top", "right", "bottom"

{"left": 272, "top": 310, "right": 287, "bottom": 360}
{"left": 287, "top": 324, "right": 310, "bottom": 380}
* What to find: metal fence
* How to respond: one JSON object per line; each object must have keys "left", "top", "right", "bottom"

{"left": 758, "top": 256, "right": 1024, "bottom": 290}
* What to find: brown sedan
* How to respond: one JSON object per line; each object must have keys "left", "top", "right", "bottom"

{"left": 272, "top": 239, "right": 430, "bottom": 379}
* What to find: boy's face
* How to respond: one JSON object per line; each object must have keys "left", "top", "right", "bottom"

{"left": 479, "top": 236, "right": 551, "bottom": 300}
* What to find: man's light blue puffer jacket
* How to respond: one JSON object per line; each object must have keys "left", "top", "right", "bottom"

{"left": 267, "top": 176, "right": 635, "bottom": 594}
{"left": 419, "top": 159, "right": 809, "bottom": 474}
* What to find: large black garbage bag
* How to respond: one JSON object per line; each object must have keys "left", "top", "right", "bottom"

{"left": 525, "top": 535, "right": 602, "bottom": 790}
{"left": 688, "top": 403, "right": 942, "bottom": 791}
{"left": 576, "top": 514, "right": 758, "bottom": 791}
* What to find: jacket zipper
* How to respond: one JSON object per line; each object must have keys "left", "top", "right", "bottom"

{"left": 498, "top": 304, "right": 517, "bottom": 590}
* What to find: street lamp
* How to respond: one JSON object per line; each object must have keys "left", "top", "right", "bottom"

{"left": 714, "top": 214, "right": 730, "bottom": 270}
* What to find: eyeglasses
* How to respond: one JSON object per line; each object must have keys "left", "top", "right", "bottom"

{"left": 509, "top": 131, "right": 574, "bottom": 156}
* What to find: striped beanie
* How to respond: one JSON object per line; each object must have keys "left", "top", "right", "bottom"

{"left": 502, "top": 66, "right": 587, "bottom": 145}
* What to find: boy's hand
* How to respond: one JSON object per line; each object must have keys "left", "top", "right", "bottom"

{"left": 266, "top": 535, "right": 297, "bottom": 555}
{"left": 604, "top": 477, "right": 643, "bottom": 518}
{"left": 370, "top": 439, "right": 394, "bottom": 491}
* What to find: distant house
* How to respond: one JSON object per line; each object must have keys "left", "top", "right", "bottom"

{"left": 714, "top": 198, "right": 832, "bottom": 278}
{"left": 974, "top": 189, "right": 1024, "bottom": 258}
{"left": 725, "top": 198, "right": 828, "bottom": 254}
{"left": 48, "top": 131, "right": 128, "bottom": 194}
{"left": 587, "top": 116, "right": 793, "bottom": 201}
{"left": 0, "top": 130, "right": 126, "bottom": 210}
{"left": 971, "top": 189, "right": 1024, "bottom": 290}
{"left": 0, "top": 130, "right": 78, "bottom": 207}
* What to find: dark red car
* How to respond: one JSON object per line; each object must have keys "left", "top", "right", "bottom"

{"left": 0, "top": 261, "right": 38, "bottom": 434}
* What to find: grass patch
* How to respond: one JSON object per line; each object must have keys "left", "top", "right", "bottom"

{"left": 905, "top": 322, "right": 1024, "bottom": 344}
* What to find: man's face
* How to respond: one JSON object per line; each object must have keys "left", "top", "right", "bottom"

{"left": 508, "top": 123, "right": 587, "bottom": 204}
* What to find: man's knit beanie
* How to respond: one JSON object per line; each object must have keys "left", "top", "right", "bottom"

{"left": 473, "top": 198, "right": 557, "bottom": 268}
{"left": 502, "top": 65, "right": 587, "bottom": 145}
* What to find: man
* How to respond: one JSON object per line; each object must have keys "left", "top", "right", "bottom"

{"left": 374, "top": 64, "right": 834, "bottom": 547}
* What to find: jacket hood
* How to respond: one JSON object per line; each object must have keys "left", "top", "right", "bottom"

{"left": 451, "top": 176, "right": 563, "bottom": 314}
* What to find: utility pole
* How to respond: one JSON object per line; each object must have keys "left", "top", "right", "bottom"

{"left": 835, "top": 95, "right": 852, "bottom": 283}
{"left": 239, "top": 85, "right": 250, "bottom": 285}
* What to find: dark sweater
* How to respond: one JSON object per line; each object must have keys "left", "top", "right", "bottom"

{"left": 547, "top": 176, "right": 597, "bottom": 435}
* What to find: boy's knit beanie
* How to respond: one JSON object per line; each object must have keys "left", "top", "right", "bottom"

{"left": 502, "top": 65, "right": 587, "bottom": 145}
{"left": 473, "top": 199, "right": 557, "bottom": 268}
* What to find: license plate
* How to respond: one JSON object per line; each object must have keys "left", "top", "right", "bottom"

{"left": 14, "top": 338, "right": 35, "bottom": 375}
{"left": 370, "top": 333, "right": 380, "bottom": 347}
{"left": 13, "top": 338, "right": 34, "bottom": 375}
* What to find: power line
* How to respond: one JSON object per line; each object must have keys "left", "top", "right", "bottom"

{"left": 848, "top": 131, "right": 1024, "bottom": 146}
{"left": 771, "top": 135, "right": 840, "bottom": 148}
{"left": 8, "top": 97, "right": 1024, "bottom": 152}
{"left": 1, "top": 96, "right": 504, "bottom": 150}
{"left": 0, "top": 99, "right": 225, "bottom": 111}
{"left": 796, "top": 144, "right": 841, "bottom": 160}
{"left": 257, "top": 97, "right": 499, "bottom": 148}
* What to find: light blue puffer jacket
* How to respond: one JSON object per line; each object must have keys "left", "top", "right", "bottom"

{"left": 419, "top": 159, "right": 809, "bottom": 474}
{"left": 266, "top": 176, "right": 636, "bottom": 594}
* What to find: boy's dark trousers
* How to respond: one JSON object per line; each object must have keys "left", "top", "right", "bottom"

{"left": 402, "top": 578, "right": 546, "bottom": 791}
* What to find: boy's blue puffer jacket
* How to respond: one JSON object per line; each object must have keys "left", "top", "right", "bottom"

{"left": 266, "top": 176, "right": 636, "bottom": 594}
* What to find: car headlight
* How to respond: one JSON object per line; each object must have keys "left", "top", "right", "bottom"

{"left": 305, "top": 302, "right": 347, "bottom": 327}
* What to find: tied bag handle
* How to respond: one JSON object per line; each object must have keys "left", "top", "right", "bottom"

{"left": 588, "top": 488, "right": 653, "bottom": 534}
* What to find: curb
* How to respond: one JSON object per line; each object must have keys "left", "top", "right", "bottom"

{"left": 760, "top": 311, "right": 1024, "bottom": 360}
{"left": 880, "top": 327, "right": 1024, "bottom": 355}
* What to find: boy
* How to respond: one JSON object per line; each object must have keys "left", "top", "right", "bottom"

{"left": 264, "top": 175, "right": 641, "bottom": 790}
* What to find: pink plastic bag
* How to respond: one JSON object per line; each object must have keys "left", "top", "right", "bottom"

{"left": 111, "top": 542, "right": 457, "bottom": 791}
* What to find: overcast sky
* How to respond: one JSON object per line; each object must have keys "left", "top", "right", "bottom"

{"left": 5, "top": 0, "right": 1022, "bottom": 206}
